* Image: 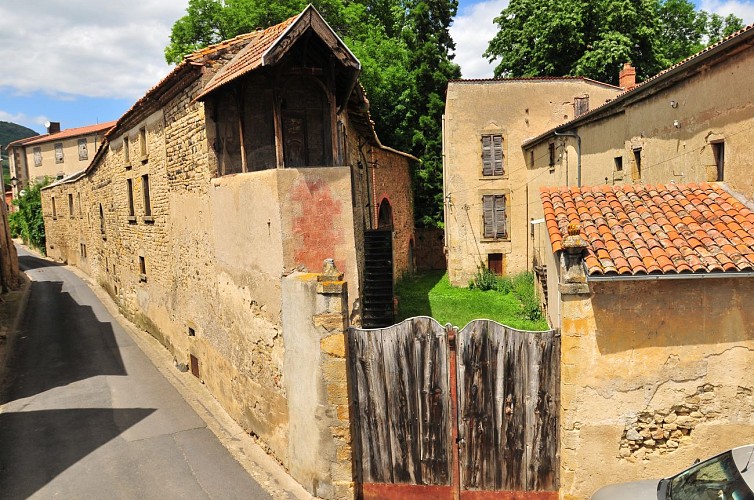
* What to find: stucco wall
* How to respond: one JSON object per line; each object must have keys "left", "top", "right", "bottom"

{"left": 24, "top": 132, "right": 106, "bottom": 184}
{"left": 527, "top": 44, "right": 754, "bottom": 221}
{"left": 560, "top": 277, "right": 754, "bottom": 499}
{"left": 443, "top": 80, "right": 622, "bottom": 285}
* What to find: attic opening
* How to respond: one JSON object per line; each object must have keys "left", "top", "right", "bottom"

{"left": 203, "top": 9, "right": 359, "bottom": 175}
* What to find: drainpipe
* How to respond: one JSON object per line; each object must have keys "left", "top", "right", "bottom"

{"left": 554, "top": 130, "right": 582, "bottom": 187}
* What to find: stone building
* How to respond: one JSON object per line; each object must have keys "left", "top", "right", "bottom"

{"left": 41, "top": 7, "right": 414, "bottom": 498}
{"left": 442, "top": 78, "right": 621, "bottom": 285}
{"left": 6, "top": 121, "right": 115, "bottom": 199}
{"left": 541, "top": 183, "right": 754, "bottom": 499}
{"left": 525, "top": 25, "right": 754, "bottom": 272}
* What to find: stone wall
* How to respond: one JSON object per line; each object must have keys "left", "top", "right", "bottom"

{"left": 40, "top": 60, "right": 414, "bottom": 497}
{"left": 558, "top": 276, "right": 754, "bottom": 499}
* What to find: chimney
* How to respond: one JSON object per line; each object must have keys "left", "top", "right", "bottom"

{"left": 619, "top": 63, "right": 636, "bottom": 90}
{"left": 47, "top": 121, "right": 61, "bottom": 134}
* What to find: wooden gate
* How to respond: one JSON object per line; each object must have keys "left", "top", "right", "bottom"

{"left": 348, "top": 317, "right": 560, "bottom": 499}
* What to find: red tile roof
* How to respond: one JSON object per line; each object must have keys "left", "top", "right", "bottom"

{"left": 197, "top": 14, "right": 298, "bottom": 99}
{"left": 21, "top": 121, "right": 116, "bottom": 146}
{"left": 540, "top": 183, "right": 754, "bottom": 276}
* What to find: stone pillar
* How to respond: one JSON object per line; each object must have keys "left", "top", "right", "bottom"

{"left": 557, "top": 224, "right": 593, "bottom": 500}
{"left": 282, "top": 259, "right": 353, "bottom": 499}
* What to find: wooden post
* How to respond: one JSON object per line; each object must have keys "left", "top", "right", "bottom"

{"left": 236, "top": 85, "right": 248, "bottom": 173}
{"left": 447, "top": 324, "right": 461, "bottom": 500}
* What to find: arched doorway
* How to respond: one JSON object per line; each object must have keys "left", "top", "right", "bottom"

{"left": 281, "top": 77, "right": 332, "bottom": 167}
{"left": 377, "top": 198, "right": 393, "bottom": 229}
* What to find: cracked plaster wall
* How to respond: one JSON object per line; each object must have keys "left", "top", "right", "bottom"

{"left": 560, "top": 278, "right": 754, "bottom": 500}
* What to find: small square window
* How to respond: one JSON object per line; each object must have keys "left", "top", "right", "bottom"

{"left": 188, "top": 326, "right": 196, "bottom": 337}
{"left": 78, "top": 138, "right": 88, "bottom": 161}
{"left": 55, "top": 143, "right": 64, "bottom": 163}
{"left": 614, "top": 156, "right": 623, "bottom": 171}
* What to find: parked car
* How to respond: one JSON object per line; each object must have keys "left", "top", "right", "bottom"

{"left": 590, "top": 444, "right": 754, "bottom": 500}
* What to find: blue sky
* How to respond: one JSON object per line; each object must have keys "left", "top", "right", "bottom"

{"left": 0, "top": 0, "right": 752, "bottom": 137}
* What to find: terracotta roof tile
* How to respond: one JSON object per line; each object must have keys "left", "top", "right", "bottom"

{"left": 540, "top": 183, "right": 754, "bottom": 276}
{"left": 21, "top": 121, "right": 116, "bottom": 146}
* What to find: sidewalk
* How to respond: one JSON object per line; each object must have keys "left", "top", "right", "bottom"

{"left": 3, "top": 242, "right": 313, "bottom": 500}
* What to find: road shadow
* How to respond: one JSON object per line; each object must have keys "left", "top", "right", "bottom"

{"left": 17, "top": 252, "right": 63, "bottom": 272}
{"left": 0, "top": 407, "right": 155, "bottom": 499}
{"left": 0, "top": 280, "right": 127, "bottom": 403}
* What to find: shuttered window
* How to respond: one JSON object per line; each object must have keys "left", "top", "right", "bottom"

{"left": 482, "top": 194, "right": 507, "bottom": 239}
{"left": 482, "top": 134, "right": 504, "bottom": 176}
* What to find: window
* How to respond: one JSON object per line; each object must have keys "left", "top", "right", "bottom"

{"left": 78, "top": 138, "right": 88, "bottom": 160}
{"left": 99, "top": 204, "right": 106, "bottom": 238}
{"left": 481, "top": 134, "right": 504, "bottom": 176}
{"left": 77, "top": 192, "right": 82, "bottom": 217}
{"left": 139, "top": 127, "right": 147, "bottom": 161}
{"left": 632, "top": 148, "right": 642, "bottom": 180}
{"left": 33, "top": 147, "right": 42, "bottom": 167}
{"left": 68, "top": 193, "right": 74, "bottom": 217}
{"left": 80, "top": 243, "right": 87, "bottom": 258}
{"left": 574, "top": 96, "right": 589, "bottom": 117}
{"left": 123, "top": 136, "right": 130, "bottom": 164}
{"left": 126, "top": 178, "right": 135, "bottom": 220}
{"left": 488, "top": 253, "right": 503, "bottom": 275}
{"left": 712, "top": 141, "right": 724, "bottom": 181}
{"left": 142, "top": 174, "right": 152, "bottom": 218}
{"left": 548, "top": 143, "right": 556, "bottom": 168}
{"left": 139, "top": 256, "right": 147, "bottom": 282}
{"left": 482, "top": 194, "right": 507, "bottom": 239}
{"left": 614, "top": 156, "right": 623, "bottom": 171}
{"left": 55, "top": 143, "right": 64, "bottom": 163}
{"left": 51, "top": 196, "right": 57, "bottom": 218}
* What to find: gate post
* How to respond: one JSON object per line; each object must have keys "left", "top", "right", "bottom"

{"left": 447, "top": 323, "right": 461, "bottom": 500}
{"left": 282, "top": 259, "right": 353, "bottom": 499}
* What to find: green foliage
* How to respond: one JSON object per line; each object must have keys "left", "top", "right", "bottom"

{"left": 403, "top": 0, "right": 461, "bottom": 227}
{"left": 164, "top": 0, "right": 458, "bottom": 229}
{"left": 403, "top": 270, "right": 546, "bottom": 329}
{"left": 485, "top": 0, "right": 744, "bottom": 85}
{"left": 10, "top": 179, "right": 50, "bottom": 254}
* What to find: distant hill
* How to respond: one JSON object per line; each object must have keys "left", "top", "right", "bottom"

{"left": 0, "top": 121, "right": 38, "bottom": 190}
{"left": 0, "top": 121, "right": 38, "bottom": 151}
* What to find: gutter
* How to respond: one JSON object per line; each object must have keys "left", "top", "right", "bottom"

{"left": 587, "top": 270, "right": 754, "bottom": 282}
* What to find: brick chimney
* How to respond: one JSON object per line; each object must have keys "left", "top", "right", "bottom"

{"left": 46, "top": 121, "right": 60, "bottom": 134}
{"left": 619, "top": 63, "right": 636, "bottom": 90}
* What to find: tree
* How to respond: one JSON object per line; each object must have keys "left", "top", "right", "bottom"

{"left": 403, "top": 0, "right": 461, "bottom": 227}
{"left": 485, "top": 0, "right": 744, "bottom": 85}
{"left": 9, "top": 179, "right": 50, "bottom": 254}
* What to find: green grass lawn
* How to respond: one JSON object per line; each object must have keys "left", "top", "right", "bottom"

{"left": 394, "top": 271, "right": 550, "bottom": 331}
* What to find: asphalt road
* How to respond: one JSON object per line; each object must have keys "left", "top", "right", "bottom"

{"left": 0, "top": 247, "right": 272, "bottom": 499}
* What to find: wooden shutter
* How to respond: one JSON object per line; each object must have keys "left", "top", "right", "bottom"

{"left": 482, "top": 135, "right": 493, "bottom": 176}
{"left": 492, "top": 135, "right": 504, "bottom": 176}
{"left": 494, "top": 194, "right": 506, "bottom": 238}
{"left": 483, "top": 195, "right": 494, "bottom": 238}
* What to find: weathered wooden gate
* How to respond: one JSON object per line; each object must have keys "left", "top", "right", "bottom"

{"left": 348, "top": 317, "right": 560, "bottom": 499}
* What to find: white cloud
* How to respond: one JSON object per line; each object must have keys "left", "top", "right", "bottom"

{"left": 699, "top": 0, "right": 754, "bottom": 23}
{"left": 0, "top": 0, "right": 187, "bottom": 99}
{"left": 0, "top": 110, "right": 48, "bottom": 131}
{"left": 450, "top": 0, "right": 508, "bottom": 79}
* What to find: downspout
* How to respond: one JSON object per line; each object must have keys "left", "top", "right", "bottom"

{"left": 442, "top": 114, "right": 449, "bottom": 252}
{"left": 554, "top": 130, "right": 581, "bottom": 187}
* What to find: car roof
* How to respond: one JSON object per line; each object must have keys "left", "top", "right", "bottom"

{"left": 732, "top": 444, "right": 754, "bottom": 489}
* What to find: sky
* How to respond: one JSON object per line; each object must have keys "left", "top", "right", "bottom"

{"left": 0, "top": 0, "right": 753, "bottom": 136}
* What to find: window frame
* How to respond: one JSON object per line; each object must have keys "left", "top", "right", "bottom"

{"left": 481, "top": 133, "right": 504, "bottom": 177}
{"left": 482, "top": 194, "right": 508, "bottom": 240}
{"left": 78, "top": 138, "right": 88, "bottom": 161}
{"left": 33, "top": 147, "right": 42, "bottom": 167}
{"left": 126, "top": 178, "right": 136, "bottom": 221}
{"left": 55, "top": 143, "right": 64, "bottom": 164}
